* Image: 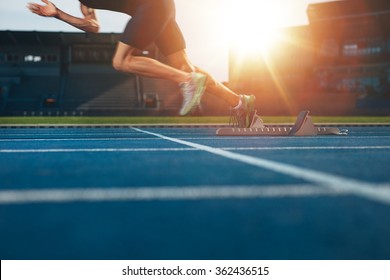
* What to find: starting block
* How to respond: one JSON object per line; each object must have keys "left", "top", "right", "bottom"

{"left": 216, "top": 111, "right": 348, "bottom": 137}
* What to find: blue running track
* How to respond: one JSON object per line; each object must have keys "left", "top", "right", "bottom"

{"left": 0, "top": 125, "right": 389, "bottom": 260}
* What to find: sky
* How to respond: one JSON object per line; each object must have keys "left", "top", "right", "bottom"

{"left": 0, "top": 0, "right": 330, "bottom": 81}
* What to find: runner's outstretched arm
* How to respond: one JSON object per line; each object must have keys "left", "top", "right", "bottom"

{"left": 27, "top": 0, "right": 100, "bottom": 33}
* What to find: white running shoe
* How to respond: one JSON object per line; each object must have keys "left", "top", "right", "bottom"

{"left": 179, "top": 72, "right": 207, "bottom": 116}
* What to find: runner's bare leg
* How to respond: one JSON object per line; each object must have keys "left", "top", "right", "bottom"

{"left": 112, "top": 41, "right": 190, "bottom": 84}
{"left": 166, "top": 50, "right": 240, "bottom": 107}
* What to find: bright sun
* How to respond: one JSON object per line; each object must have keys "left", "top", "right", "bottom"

{"left": 221, "top": 0, "right": 285, "bottom": 54}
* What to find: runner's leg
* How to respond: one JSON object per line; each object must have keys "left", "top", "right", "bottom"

{"left": 112, "top": 0, "right": 190, "bottom": 84}
{"left": 112, "top": 42, "right": 190, "bottom": 84}
{"left": 155, "top": 12, "right": 240, "bottom": 107}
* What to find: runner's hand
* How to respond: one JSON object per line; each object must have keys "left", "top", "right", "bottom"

{"left": 27, "top": 0, "right": 58, "bottom": 17}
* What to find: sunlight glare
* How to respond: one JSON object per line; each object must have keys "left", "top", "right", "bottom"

{"left": 222, "top": 0, "right": 285, "bottom": 54}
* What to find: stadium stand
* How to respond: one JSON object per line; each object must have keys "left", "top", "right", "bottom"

{"left": 0, "top": 31, "right": 182, "bottom": 116}
{"left": 62, "top": 66, "right": 140, "bottom": 114}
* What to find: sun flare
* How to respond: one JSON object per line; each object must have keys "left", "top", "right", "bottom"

{"left": 221, "top": 0, "right": 285, "bottom": 54}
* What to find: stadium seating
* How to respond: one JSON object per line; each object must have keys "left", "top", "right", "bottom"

{"left": 62, "top": 71, "right": 140, "bottom": 114}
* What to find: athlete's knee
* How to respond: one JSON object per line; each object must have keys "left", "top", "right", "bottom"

{"left": 112, "top": 42, "right": 137, "bottom": 72}
{"left": 112, "top": 56, "right": 132, "bottom": 72}
{"left": 112, "top": 58, "right": 124, "bottom": 72}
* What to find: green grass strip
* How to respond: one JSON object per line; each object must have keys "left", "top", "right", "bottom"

{"left": 1, "top": 116, "right": 390, "bottom": 125}
{"left": 0, "top": 116, "right": 229, "bottom": 125}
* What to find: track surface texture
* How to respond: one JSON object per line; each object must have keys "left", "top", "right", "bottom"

{"left": 0, "top": 126, "right": 389, "bottom": 260}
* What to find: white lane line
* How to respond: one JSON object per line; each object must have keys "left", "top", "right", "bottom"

{"left": 0, "top": 138, "right": 164, "bottom": 142}
{"left": 0, "top": 133, "right": 144, "bottom": 137}
{"left": 0, "top": 185, "right": 346, "bottom": 205}
{"left": 228, "top": 146, "right": 390, "bottom": 151}
{"left": 133, "top": 127, "right": 390, "bottom": 205}
{"left": 1, "top": 146, "right": 389, "bottom": 153}
{"left": 0, "top": 148, "right": 195, "bottom": 153}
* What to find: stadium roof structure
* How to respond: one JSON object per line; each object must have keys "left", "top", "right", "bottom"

{"left": 307, "top": 0, "right": 390, "bottom": 23}
{"left": 0, "top": 30, "right": 121, "bottom": 46}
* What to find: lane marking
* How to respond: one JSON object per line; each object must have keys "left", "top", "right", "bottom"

{"left": 0, "top": 138, "right": 162, "bottom": 142}
{"left": 0, "top": 184, "right": 346, "bottom": 205}
{"left": 228, "top": 146, "right": 390, "bottom": 151}
{"left": 1, "top": 146, "right": 390, "bottom": 153}
{"left": 0, "top": 148, "right": 195, "bottom": 153}
{"left": 133, "top": 127, "right": 390, "bottom": 205}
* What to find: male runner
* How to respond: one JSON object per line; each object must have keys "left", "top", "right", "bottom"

{"left": 27, "top": 0, "right": 257, "bottom": 127}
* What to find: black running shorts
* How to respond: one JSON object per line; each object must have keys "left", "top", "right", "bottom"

{"left": 79, "top": 0, "right": 186, "bottom": 56}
